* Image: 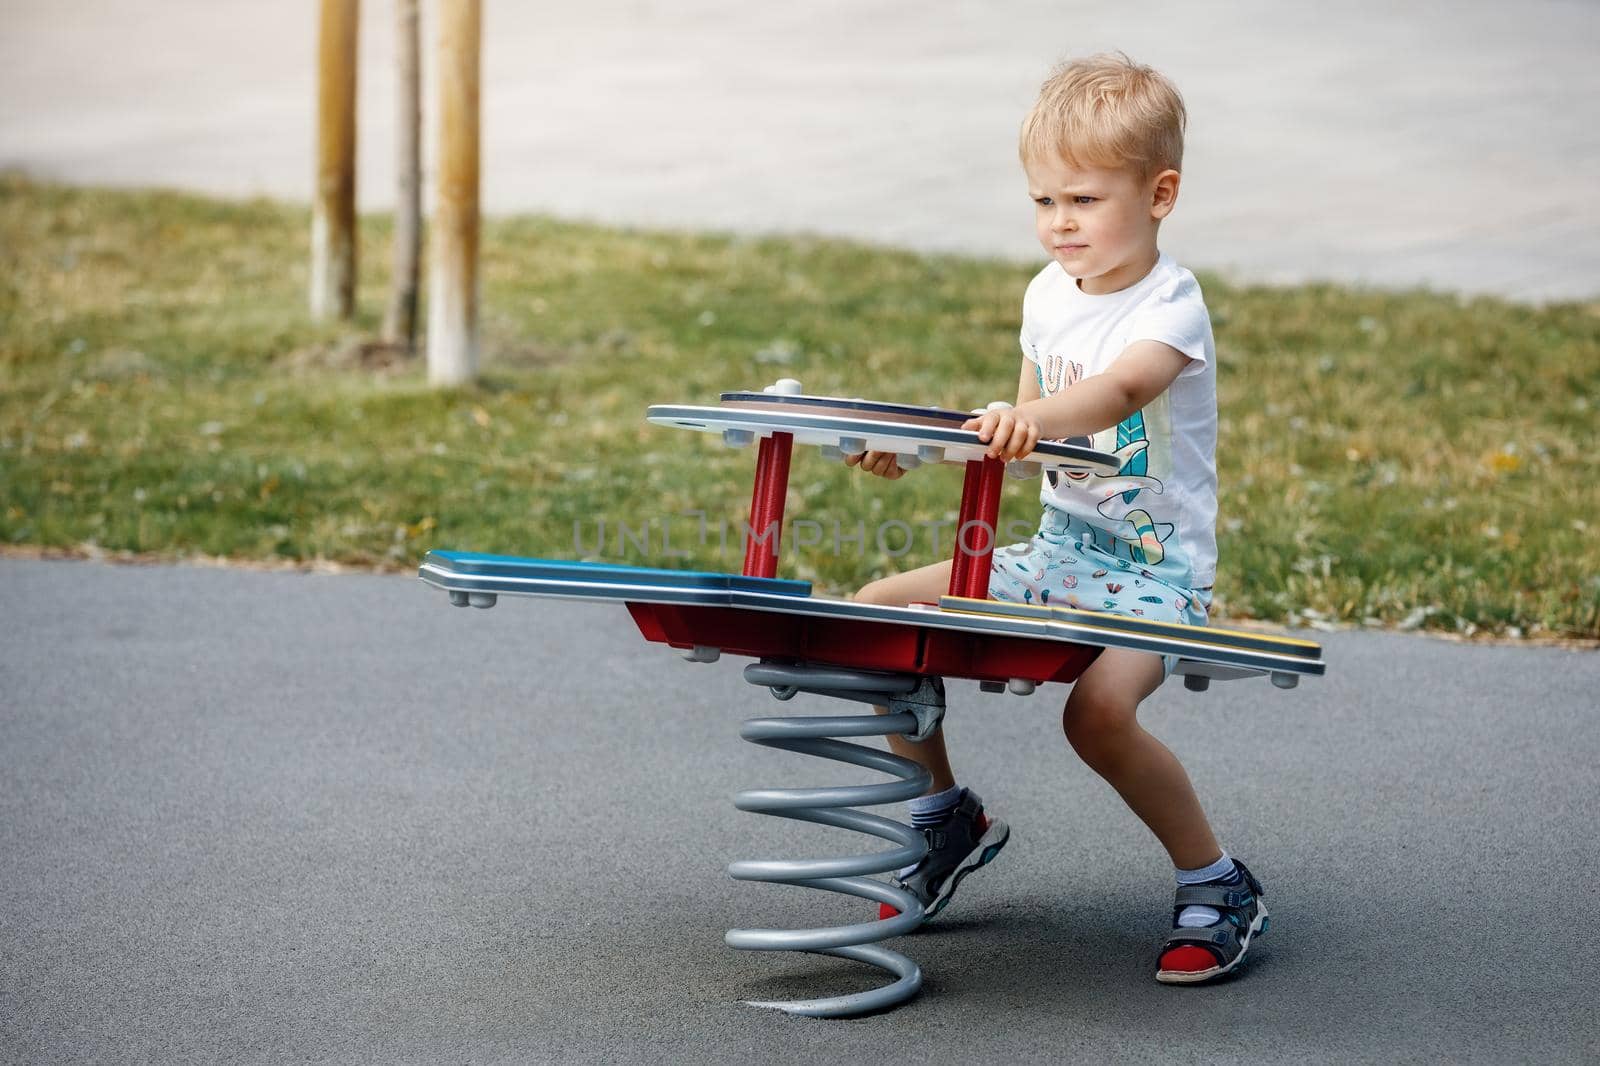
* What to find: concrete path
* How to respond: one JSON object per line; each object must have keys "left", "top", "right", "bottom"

{"left": 3, "top": 0, "right": 1597, "bottom": 302}
{"left": 3, "top": 557, "right": 1597, "bottom": 1062}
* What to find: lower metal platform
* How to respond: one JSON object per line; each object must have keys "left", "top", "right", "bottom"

{"left": 419, "top": 551, "right": 1325, "bottom": 688}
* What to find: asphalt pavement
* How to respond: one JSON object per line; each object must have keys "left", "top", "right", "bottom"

{"left": 3, "top": 556, "right": 1596, "bottom": 1063}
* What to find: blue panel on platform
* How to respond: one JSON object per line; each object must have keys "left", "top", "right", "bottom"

{"left": 424, "top": 551, "right": 813, "bottom": 597}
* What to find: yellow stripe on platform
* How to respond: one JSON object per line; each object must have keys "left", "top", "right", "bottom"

{"left": 940, "top": 596, "right": 1052, "bottom": 620}
{"left": 938, "top": 595, "right": 1322, "bottom": 655}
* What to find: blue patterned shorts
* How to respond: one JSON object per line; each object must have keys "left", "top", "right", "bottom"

{"left": 986, "top": 507, "right": 1211, "bottom": 678}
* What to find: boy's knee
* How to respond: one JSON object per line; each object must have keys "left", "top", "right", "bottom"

{"left": 1062, "top": 686, "right": 1138, "bottom": 760}
{"left": 853, "top": 580, "right": 899, "bottom": 607}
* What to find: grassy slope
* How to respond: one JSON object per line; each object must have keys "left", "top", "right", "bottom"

{"left": 2, "top": 176, "right": 1596, "bottom": 638}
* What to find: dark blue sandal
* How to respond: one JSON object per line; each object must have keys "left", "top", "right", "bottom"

{"left": 1155, "top": 860, "right": 1269, "bottom": 984}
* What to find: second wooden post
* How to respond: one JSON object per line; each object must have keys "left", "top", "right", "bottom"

{"left": 427, "top": 0, "right": 482, "bottom": 386}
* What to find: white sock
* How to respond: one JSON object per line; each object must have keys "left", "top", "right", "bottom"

{"left": 1175, "top": 852, "right": 1239, "bottom": 928}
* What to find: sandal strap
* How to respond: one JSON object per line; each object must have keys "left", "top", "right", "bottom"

{"left": 1160, "top": 921, "right": 1243, "bottom": 963}
{"left": 1233, "top": 860, "right": 1265, "bottom": 896}
{"left": 1174, "top": 883, "right": 1256, "bottom": 910}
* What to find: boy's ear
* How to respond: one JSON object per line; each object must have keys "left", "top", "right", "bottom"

{"left": 1149, "top": 169, "right": 1181, "bottom": 220}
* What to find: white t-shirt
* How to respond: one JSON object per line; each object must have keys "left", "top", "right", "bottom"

{"left": 1019, "top": 251, "right": 1218, "bottom": 588}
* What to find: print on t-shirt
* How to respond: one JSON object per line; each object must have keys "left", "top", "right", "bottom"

{"left": 1034, "top": 348, "right": 1174, "bottom": 568}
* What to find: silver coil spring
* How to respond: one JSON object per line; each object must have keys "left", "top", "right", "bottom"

{"left": 726, "top": 662, "right": 940, "bottom": 1018}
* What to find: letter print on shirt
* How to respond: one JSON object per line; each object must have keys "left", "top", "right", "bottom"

{"left": 1036, "top": 349, "right": 1174, "bottom": 567}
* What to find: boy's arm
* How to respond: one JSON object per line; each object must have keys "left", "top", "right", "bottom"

{"left": 1015, "top": 356, "right": 1042, "bottom": 408}
{"left": 965, "top": 341, "right": 1192, "bottom": 459}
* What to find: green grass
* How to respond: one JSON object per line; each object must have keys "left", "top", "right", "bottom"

{"left": 2, "top": 174, "right": 1597, "bottom": 639}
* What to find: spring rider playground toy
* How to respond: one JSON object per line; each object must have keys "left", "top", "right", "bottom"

{"left": 418, "top": 378, "right": 1324, "bottom": 1018}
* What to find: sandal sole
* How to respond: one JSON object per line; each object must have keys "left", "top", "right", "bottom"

{"left": 923, "top": 821, "right": 1011, "bottom": 920}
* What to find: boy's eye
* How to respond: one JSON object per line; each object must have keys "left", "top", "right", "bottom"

{"left": 1035, "top": 196, "right": 1054, "bottom": 206}
{"left": 1073, "top": 196, "right": 1096, "bottom": 205}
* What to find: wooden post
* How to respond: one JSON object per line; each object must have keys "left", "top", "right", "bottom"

{"left": 382, "top": 0, "right": 421, "bottom": 352}
{"left": 311, "top": 0, "right": 359, "bottom": 321}
{"left": 428, "top": 0, "right": 481, "bottom": 386}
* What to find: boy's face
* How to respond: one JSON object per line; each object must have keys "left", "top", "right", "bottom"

{"left": 1023, "top": 155, "right": 1179, "bottom": 294}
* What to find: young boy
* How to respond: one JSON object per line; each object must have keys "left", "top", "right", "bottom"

{"left": 845, "top": 52, "right": 1266, "bottom": 984}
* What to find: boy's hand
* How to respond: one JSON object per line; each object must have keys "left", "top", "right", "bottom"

{"left": 844, "top": 450, "right": 906, "bottom": 479}
{"left": 963, "top": 406, "right": 1043, "bottom": 461}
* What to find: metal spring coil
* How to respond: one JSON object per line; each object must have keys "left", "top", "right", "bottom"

{"left": 726, "top": 662, "right": 937, "bottom": 1018}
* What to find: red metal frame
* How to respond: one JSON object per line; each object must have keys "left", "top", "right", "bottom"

{"left": 741, "top": 432, "right": 794, "bottom": 578}
{"left": 738, "top": 426, "right": 1006, "bottom": 606}
{"left": 625, "top": 601, "right": 1099, "bottom": 686}
{"left": 964, "top": 457, "right": 1005, "bottom": 599}
{"left": 948, "top": 460, "right": 979, "bottom": 596}
{"left": 948, "top": 456, "right": 1005, "bottom": 599}
{"left": 635, "top": 413, "right": 1098, "bottom": 690}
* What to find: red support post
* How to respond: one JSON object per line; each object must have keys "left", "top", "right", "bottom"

{"left": 742, "top": 432, "right": 794, "bottom": 578}
{"left": 959, "top": 457, "right": 1006, "bottom": 600}
{"left": 947, "top": 460, "right": 982, "bottom": 596}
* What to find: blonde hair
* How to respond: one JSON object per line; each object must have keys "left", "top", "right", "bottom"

{"left": 1019, "top": 52, "right": 1186, "bottom": 180}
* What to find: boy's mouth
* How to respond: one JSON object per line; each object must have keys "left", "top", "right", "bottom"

{"left": 1055, "top": 243, "right": 1087, "bottom": 253}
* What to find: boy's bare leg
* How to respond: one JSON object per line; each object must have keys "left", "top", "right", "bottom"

{"left": 1062, "top": 648, "right": 1223, "bottom": 870}
{"left": 853, "top": 558, "right": 958, "bottom": 795}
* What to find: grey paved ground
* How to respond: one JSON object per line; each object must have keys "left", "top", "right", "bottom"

{"left": 2, "top": 556, "right": 1597, "bottom": 1063}
{"left": 3, "top": 0, "right": 1597, "bottom": 302}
